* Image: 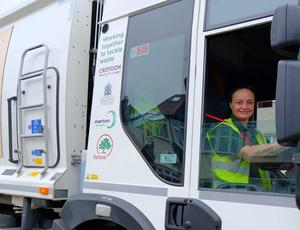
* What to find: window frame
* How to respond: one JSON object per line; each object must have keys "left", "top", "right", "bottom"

{"left": 203, "top": 0, "right": 298, "bottom": 31}
{"left": 119, "top": 0, "right": 195, "bottom": 186}
{"left": 191, "top": 0, "right": 296, "bottom": 207}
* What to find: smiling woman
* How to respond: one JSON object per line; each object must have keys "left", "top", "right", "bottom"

{"left": 229, "top": 87, "right": 255, "bottom": 123}
{"left": 199, "top": 21, "right": 297, "bottom": 194}
{"left": 205, "top": 86, "right": 275, "bottom": 191}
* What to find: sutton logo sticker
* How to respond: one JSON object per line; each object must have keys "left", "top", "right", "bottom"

{"left": 100, "top": 82, "right": 114, "bottom": 105}
{"left": 94, "top": 134, "right": 113, "bottom": 160}
{"left": 94, "top": 110, "right": 117, "bottom": 129}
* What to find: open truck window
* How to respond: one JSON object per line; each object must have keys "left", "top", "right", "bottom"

{"left": 199, "top": 23, "right": 297, "bottom": 194}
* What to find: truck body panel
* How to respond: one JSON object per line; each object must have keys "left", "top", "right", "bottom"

{"left": 0, "top": 0, "right": 91, "bottom": 200}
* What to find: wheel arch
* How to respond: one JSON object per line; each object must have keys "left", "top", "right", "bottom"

{"left": 52, "top": 193, "right": 155, "bottom": 230}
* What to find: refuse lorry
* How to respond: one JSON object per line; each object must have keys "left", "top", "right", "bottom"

{"left": 0, "top": 0, "right": 300, "bottom": 229}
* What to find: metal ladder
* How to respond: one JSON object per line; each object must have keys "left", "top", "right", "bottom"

{"left": 16, "top": 44, "right": 50, "bottom": 176}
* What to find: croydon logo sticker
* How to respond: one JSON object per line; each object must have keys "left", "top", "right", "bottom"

{"left": 94, "top": 134, "right": 113, "bottom": 160}
{"left": 99, "top": 64, "right": 122, "bottom": 77}
{"left": 94, "top": 110, "right": 117, "bottom": 129}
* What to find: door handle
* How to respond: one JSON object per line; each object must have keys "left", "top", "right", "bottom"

{"left": 165, "top": 197, "right": 222, "bottom": 230}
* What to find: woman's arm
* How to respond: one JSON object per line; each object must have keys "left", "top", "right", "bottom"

{"left": 239, "top": 143, "right": 283, "bottom": 162}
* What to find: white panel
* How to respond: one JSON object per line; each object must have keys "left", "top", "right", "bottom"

{"left": 102, "top": 0, "right": 166, "bottom": 20}
{"left": 1, "top": 0, "right": 72, "bottom": 168}
{"left": 85, "top": 15, "right": 189, "bottom": 229}
{"left": 86, "top": 17, "right": 162, "bottom": 185}
{"left": 0, "top": 0, "right": 92, "bottom": 199}
{"left": 205, "top": 199, "right": 300, "bottom": 230}
{"left": 0, "top": 27, "right": 13, "bottom": 158}
{"left": 0, "top": 0, "right": 33, "bottom": 16}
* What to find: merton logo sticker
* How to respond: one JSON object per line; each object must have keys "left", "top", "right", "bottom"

{"left": 94, "top": 134, "right": 113, "bottom": 160}
{"left": 94, "top": 110, "right": 117, "bottom": 129}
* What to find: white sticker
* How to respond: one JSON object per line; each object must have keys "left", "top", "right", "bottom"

{"left": 160, "top": 153, "right": 177, "bottom": 164}
{"left": 130, "top": 43, "right": 150, "bottom": 58}
{"left": 98, "top": 32, "right": 125, "bottom": 77}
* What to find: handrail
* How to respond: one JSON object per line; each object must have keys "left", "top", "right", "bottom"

{"left": 7, "top": 96, "right": 18, "bottom": 164}
{"left": 17, "top": 44, "right": 49, "bottom": 176}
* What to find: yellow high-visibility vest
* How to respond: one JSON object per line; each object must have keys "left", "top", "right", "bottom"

{"left": 206, "top": 118, "right": 272, "bottom": 191}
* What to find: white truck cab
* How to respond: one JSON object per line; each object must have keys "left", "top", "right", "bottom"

{"left": 0, "top": 0, "right": 300, "bottom": 229}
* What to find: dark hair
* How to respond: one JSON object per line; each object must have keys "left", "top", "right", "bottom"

{"left": 228, "top": 85, "right": 256, "bottom": 102}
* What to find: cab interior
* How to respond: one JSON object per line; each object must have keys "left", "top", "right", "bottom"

{"left": 200, "top": 22, "right": 296, "bottom": 193}
{"left": 204, "top": 23, "right": 283, "bottom": 120}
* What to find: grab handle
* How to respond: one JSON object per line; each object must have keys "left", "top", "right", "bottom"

{"left": 7, "top": 96, "right": 18, "bottom": 164}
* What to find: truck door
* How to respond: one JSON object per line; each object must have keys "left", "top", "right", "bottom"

{"left": 85, "top": 0, "right": 194, "bottom": 228}
{"left": 191, "top": 0, "right": 300, "bottom": 230}
{"left": 79, "top": 0, "right": 219, "bottom": 229}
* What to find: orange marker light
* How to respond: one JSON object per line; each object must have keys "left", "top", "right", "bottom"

{"left": 39, "top": 187, "right": 49, "bottom": 195}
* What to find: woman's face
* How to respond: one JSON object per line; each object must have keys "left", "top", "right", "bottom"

{"left": 230, "top": 88, "right": 255, "bottom": 122}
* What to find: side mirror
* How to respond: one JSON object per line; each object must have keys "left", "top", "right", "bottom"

{"left": 275, "top": 60, "right": 300, "bottom": 146}
{"left": 271, "top": 4, "right": 300, "bottom": 58}
{"left": 271, "top": 4, "right": 300, "bottom": 210}
{"left": 272, "top": 4, "right": 300, "bottom": 146}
